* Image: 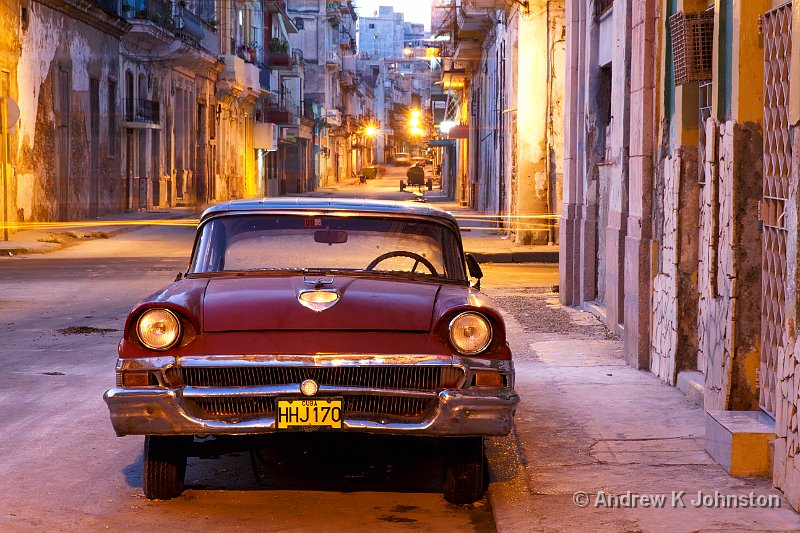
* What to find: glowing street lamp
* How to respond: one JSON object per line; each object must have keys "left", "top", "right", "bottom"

{"left": 409, "top": 110, "right": 421, "bottom": 128}
{"left": 365, "top": 125, "right": 378, "bottom": 137}
{"left": 440, "top": 120, "right": 456, "bottom": 134}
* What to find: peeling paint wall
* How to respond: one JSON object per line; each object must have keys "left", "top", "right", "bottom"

{"left": 697, "top": 120, "right": 762, "bottom": 411}
{"left": 14, "top": 2, "right": 121, "bottom": 222}
{"left": 513, "top": 0, "right": 565, "bottom": 244}
{"left": 651, "top": 154, "right": 680, "bottom": 383}
{"left": 774, "top": 127, "right": 800, "bottom": 508}
{"left": 651, "top": 144, "right": 700, "bottom": 385}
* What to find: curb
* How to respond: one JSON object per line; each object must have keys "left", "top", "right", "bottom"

{"left": 486, "top": 429, "right": 534, "bottom": 532}
{"left": 0, "top": 210, "right": 195, "bottom": 257}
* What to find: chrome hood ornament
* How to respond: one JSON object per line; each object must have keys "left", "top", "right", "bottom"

{"left": 298, "top": 289, "right": 341, "bottom": 312}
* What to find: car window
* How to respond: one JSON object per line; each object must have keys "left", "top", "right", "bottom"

{"left": 190, "top": 215, "right": 466, "bottom": 280}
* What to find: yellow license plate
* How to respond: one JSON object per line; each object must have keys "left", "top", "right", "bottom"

{"left": 276, "top": 399, "right": 343, "bottom": 430}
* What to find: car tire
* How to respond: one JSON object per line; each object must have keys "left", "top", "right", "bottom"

{"left": 443, "top": 437, "right": 485, "bottom": 504}
{"left": 143, "top": 435, "right": 190, "bottom": 500}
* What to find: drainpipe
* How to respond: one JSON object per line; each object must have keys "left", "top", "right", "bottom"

{"left": 545, "top": 0, "right": 556, "bottom": 246}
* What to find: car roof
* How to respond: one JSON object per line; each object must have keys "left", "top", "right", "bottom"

{"left": 200, "top": 198, "right": 460, "bottom": 227}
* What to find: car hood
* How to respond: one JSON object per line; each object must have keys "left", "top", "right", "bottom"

{"left": 203, "top": 276, "right": 440, "bottom": 332}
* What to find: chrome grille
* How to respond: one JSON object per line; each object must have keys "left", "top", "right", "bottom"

{"left": 179, "top": 365, "right": 463, "bottom": 391}
{"left": 186, "top": 395, "right": 436, "bottom": 421}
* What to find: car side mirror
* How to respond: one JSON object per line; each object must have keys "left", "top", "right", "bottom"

{"left": 465, "top": 254, "right": 483, "bottom": 290}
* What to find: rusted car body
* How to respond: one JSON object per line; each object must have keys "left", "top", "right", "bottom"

{"left": 104, "top": 198, "right": 519, "bottom": 503}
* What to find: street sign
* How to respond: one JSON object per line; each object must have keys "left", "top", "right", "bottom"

{"left": 1, "top": 97, "right": 19, "bottom": 133}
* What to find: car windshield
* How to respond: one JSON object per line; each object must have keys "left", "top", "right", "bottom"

{"left": 189, "top": 214, "right": 466, "bottom": 281}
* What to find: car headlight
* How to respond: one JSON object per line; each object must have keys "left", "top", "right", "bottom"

{"left": 136, "top": 309, "right": 181, "bottom": 350}
{"left": 449, "top": 312, "right": 492, "bottom": 355}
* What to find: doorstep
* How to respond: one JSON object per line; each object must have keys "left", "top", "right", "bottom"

{"left": 705, "top": 410, "right": 776, "bottom": 477}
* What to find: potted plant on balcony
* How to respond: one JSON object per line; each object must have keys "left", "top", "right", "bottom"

{"left": 266, "top": 39, "right": 291, "bottom": 68}
{"left": 268, "top": 38, "right": 289, "bottom": 54}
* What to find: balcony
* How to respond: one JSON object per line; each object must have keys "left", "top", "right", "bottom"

{"left": 337, "top": 31, "right": 355, "bottom": 50}
{"left": 217, "top": 55, "right": 247, "bottom": 96}
{"left": 122, "top": 98, "right": 160, "bottom": 128}
{"left": 456, "top": 2, "right": 496, "bottom": 42}
{"left": 244, "top": 63, "right": 263, "bottom": 96}
{"left": 265, "top": 106, "right": 294, "bottom": 125}
{"left": 326, "top": 50, "right": 341, "bottom": 68}
{"left": 442, "top": 67, "right": 470, "bottom": 90}
{"left": 265, "top": 52, "right": 293, "bottom": 69}
{"left": 452, "top": 40, "right": 483, "bottom": 65}
{"left": 122, "top": 0, "right": 175, "bottom": 50}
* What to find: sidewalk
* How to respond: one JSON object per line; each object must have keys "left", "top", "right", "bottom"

{"left": 0, "top": 208, "right": 197, "bottom": 256}
{"left": 483, "top": 287, "right": 800, "bottom": 532}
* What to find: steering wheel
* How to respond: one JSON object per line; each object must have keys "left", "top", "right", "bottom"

{"left": 365, "top": 251, "right": 439, "bottom": 276}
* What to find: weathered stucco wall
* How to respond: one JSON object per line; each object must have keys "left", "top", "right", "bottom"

{"left": 15, "top": 3, "right": 121, "bottom": 221}
{"left": 651, "top": 154, "right": 680, "bottom": 383}
{"left": 698, "top": 120, "right": 762, "bottom": 411}
{"left": 650, "top": 145, "right": 699, "bottom": 384}
{"left": 515, "top": 0, "right": 564, "bottom": 244}
{"left": 774, "top": 127, "right": 800, "bottom": 508}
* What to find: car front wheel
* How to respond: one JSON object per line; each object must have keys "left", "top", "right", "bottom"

{"left": 143, "top": 435, "right": 190, "bottom": 500}
{"left": 443, "top": 437, "right": 485, "bottom": 504}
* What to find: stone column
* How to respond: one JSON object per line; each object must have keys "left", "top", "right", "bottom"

{"left": 620, "top": 0, "right": 656, "bottom": 368}
{"left": 559, "top": 0, "right": 586, "bottom": 305}
{"left": 604, "top": 0, "right": 632, "bottom": 334}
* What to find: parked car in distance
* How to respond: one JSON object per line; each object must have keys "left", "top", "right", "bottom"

{"left": 393, "top": 152, "right": 411, "bottom": 166}
{"left": 104, "top": 198, "right": 519, "bottom": 504}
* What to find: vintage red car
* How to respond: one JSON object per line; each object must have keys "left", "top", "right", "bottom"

{"left": 104, "top": 198, "right": 519, "bottom": 503}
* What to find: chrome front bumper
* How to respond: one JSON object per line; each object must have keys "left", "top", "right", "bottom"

{"left": 104, "top": 354, "right": 519, "bottom": 437}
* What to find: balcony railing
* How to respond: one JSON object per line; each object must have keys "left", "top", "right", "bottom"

{"left": 124, "top": 98, "right": 160, "bottom": 124}
{"left": 265, "top": 52, "right": 293, "bottom": 69}
{"left": 265, "top": 105, "right": 294, "bottom": 125}
{"left": 92, "top": 0, "right": 120, "bottom": 16}
{"left": 122, "top": 0, "right": 174, "bottom": 30}
{"left": 174, "top": 5, "right": 207, "bottom": 42}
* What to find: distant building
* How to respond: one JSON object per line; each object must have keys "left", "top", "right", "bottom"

{"left": 357, "top": 5, "right": 404, "bottom": 60}
{"left": 403, "top": 22, "right": 426, "bottom": 48}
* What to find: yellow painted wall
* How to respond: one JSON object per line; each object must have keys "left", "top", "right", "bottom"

{"left": 515, "top": 0, "right": 562, "bottom": 243}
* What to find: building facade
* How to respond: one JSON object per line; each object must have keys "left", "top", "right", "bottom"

{"left": 561, "top": 0, "right": 800, "bottom": 510}
{"left": 439, "top": 0, "right": 565, "bottom": 244}
{"left": 0, "top": 0, "right": 335, "bottom": 236}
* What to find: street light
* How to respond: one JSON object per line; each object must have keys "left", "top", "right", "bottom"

{"left": 440, "top": 120, "right": 456, "bottom": 134}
